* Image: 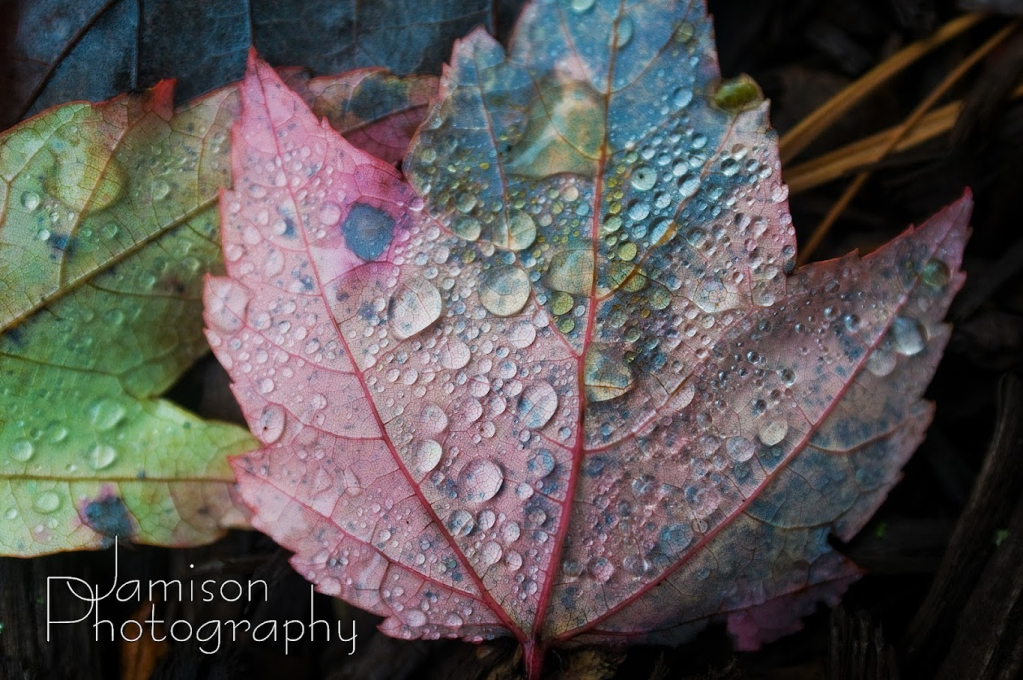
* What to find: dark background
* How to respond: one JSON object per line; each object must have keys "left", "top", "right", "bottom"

{"left": 1, "top": 0, "right": 1022, "bottom": 678}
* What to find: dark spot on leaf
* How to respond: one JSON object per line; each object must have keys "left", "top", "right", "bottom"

{"left": 82, "top": 496, "right": 135, "bottom": 541}
{"left": 342, "top": 203, "right": 394, "bottom": 261}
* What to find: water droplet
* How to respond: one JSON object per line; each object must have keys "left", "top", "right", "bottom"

{"left": 20, "top": 191, "right": 41, "bottom": 211}
{"left": 406, "top": 609, "right": 427, "bottom": 627}
{"left": 151, "top": 179, "right": 171, "bottom": 201}
{"left": 588, "top": 557, "right": 614, "bottom": 583}
{"left": 440, "top": 339, "right": 471, "bottom": 370}
{"left": 546, "top": 248, "right": 594, "bottom": 295}
{"left": 758, "top": 420, "right": 788, "bottom": 446}
{"left": 584, "top": 346, "right": 633, "bottom": 402}
{"left": 725, "top": 436, "right": 755, "bottom": 462}
{"left": 389, "top": 277, "right": 443, "bottom": 340}
{"left": 447, "top": 509, "right": 475, "bottom": 537}
{"left": 480, "top": 266, "right": 531, "bottom": 317}
{"left": 11, "top": 440, "right": 34, "bottom": 462}
{"left": 87, "top": 444, "right": 118, "bottom": 470}
{"left": 453, "top": 217, "right": 481, "bottom": 241}
{"left": 570, "top": 0, "right": 595, "bottom": 11}
{"left": 630, "top": 166, "right": 656, "bottom": 191}
{"left": 866, "top": 345, "right": 897, "bottom": 376}
{"left": 258, "top": 378, "right": 275, "bottom": 394}
{"left": 505, "top": 550, "right": 523, "bottom": 570}
{"left": 480, "top": 541, "right": 503, "bottom": 566}
{"left": 527, "top": 449, "right": 556, "bottom": 478}
{"left": 458, "top": 459, "right": 504, "bottom": 502}
{"left": 88, "top": 399, "right": 125, "bottom": 431}
{"left": 892, "top": 316, "right": 925, "bottom": 356}
{"left": 493, "top": 213, "right": 536, "bottom": 251}
{"left": 34, "top": 491, "right": 61, "bottom": 514}
{"left": 507, "top": 321, "right": 537, "bottom": 349}
{"left": 411, "top": 440, "right": 442, "bottom": 477}
{"left": 921, "top": 259, "right": 951, "bottom": 288}
{"left": 318, "top": 202, "right": 342, "bottom": 226}
{"left": 259, "top": 405, "right": 286, "bottom": 444}
{"left": 420, "top": 404, "right": 449, "bottom": 435}
{"left": 613, "top": 16, "right": 634, "bottom": 48}
{"left": 517, "top": 382, "right": 558, "bottom": 429}
{"left": 45, "top": 422, "right": 69, "bottom": 443}
{"left": 502, "top": 520, "right": 521, "bottom": 543}
{"left": 672, "top": 87, "right": 693, "bottom": 109}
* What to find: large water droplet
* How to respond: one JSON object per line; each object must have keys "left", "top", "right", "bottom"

{"left": 584, "top": 346, "right": 634, "bottom": 402}
{"left": 921, "top": 259, "right": 951, "bottom": 288}
{"left": 389, "top": 277, "right": 443, "bottom": 340}
{"left": 11, "top": 440, "right": 35, "bottom": 462}
{"left": 259, "top": 405, "right": 286, "bottom": 444}
{"left": 440, "top": 339, "right": 471, "bottom": 370}
{"left": 447, "top": 509, "right": 475, "bottom": 537}
{"left": 546, "top": 249, "right": 594, "bottom": 295}
{"left": 88, "top": 399, "right": 125, "bottom": 431}
{"left": 480, "top": 541, "right": 503, "bottom": 566}
{"left": 758, "top": 419, "right": 788, "bottom": 446}
{"left": 413, "top": 439, "right": 443, "bottom": 476}
{"left": 570, "top": 0, "right": 595, "bottom": 11}
{"left": 480, "top": 266, "right": 531, "bottom": 317}
{"left": 725, "top": 436, "right": 755, "bottom": 462}
{"left": 588, "top": 556, "right": 614, "bottom": 583}
{"left": 517, "top": 382, "right": 558, "bottom": 429}
{"left": 34, "top": 491, "right": 62, "bottom": 514}
{"left": 507, "top": 321, "right": 537, "bottom": 349}
{"left": 458, "top": 459, "right": 504, "bottom": 503}
{"left": 629, "top": 166, "right": 656, "bottom": 191}
{"left": 492, "top": 213, "right": 536, "bottom": 251}
{"left": 866, "top": 345, "right": 897, "bottom": 376}
{"left": 20, "top": 191, "right": 41, "bottom": 211}
{"left": 87, "top": 444, "right": 118, "bottom": 470}
{"left": 891, "top": 316, "right": 926, "bottom": 356}
{"left": 151, "top": 179, "right": 171, "bottom": 201}
{"left": 405, "top": 609, "right": 427, "bottom": 628}
{"left": 613, "top": 16, "right": 634, "bottom": 48}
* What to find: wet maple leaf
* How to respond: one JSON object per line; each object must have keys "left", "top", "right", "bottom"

{"left": 206, "top": 1, "right": 970, "bottom": 676}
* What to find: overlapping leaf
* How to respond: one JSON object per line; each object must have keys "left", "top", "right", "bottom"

{"left": 207, "top": 1, "right": 970, "bottom": 676}
{"left": 0, "top": 68, "right": 436, "bottom": 555}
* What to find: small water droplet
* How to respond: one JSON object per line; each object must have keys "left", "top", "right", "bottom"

{"left": 570, "top": 0, "right": 595, "bottom": 11}
{"left": 318, "top": 202, "right": 342, "bottom": 226}
{"left": 440, "top": 339, "right": 471, "bottom": 370}
{"left": 405, "top": 609, "right": 427, "bottom": 627}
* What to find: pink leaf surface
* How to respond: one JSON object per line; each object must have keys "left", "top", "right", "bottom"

{"left": 204, "top": 3, "right": 970, "bottom": 676}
